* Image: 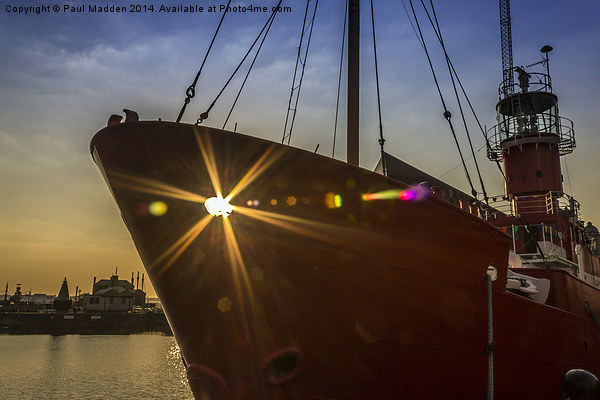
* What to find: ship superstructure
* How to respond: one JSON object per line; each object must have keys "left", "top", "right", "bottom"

{"left": 484, "top": 49, "right": 600, "bottom": 287}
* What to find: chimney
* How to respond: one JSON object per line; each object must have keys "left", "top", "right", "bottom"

{"left": 131, "top": 272, "right": 134, "bottom": 286}
{"left": 136, "top": 272, "right": 140, "bottom": 290}
{"left": 141, "top": 273, "right": 144, "bottom": 291}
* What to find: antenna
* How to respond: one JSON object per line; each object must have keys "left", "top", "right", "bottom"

{"left": 541, "top": 45, "right": 553, "bottom": 78}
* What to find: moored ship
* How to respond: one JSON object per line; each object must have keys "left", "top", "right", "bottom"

{"left": 90, "top": 1, "right": 600, "bottom": 398}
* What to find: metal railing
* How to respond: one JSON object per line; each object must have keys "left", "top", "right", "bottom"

{"left": 482, "top": 191, "right": 580, "bottom": 221}
{"left": 486, "top": 115, "right": 575, "bottom": 160}
{"left": 498, "top": 72, "right": 552, "bottom": 100}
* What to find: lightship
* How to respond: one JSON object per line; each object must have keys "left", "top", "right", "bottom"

{"left": 91, "top": 1, "right": 600, "bottom": 398}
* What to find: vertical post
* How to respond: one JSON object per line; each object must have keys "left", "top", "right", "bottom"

{"left": 559, "top": 231, "right": 563, "bottom": 251}
{"left": 512, "top": 225, "right": 516, "bottom": 253}
{"left": 541, "top": 223, "right": 546, "bottom": 255}
{"left": 486, "top": 274, "right": 494, "bottom": 400}
{"left": 347, "top": 0, "right": 359, "bottom": 166}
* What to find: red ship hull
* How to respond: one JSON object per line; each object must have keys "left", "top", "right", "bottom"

{"left": 91, "top": 121, "right": 600, "bottom": 399}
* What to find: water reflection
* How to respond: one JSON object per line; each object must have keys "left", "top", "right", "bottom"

{"left": 0, "top": 335, "right": 192, "bottom": 399}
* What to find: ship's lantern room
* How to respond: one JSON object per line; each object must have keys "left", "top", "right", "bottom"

{"left": 496, "top": 91, "right": 559, "bottom": 141}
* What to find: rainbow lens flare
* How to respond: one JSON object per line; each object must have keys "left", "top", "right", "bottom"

{"left": 324, "top": 192, "right": 342, "bottom": 208}
{"left": 362, "top": 184, "right": 430, "bottom": 203}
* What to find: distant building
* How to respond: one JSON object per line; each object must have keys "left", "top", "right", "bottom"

{"left": 82, "top": 273, "right": 135, "bottom": 312}
{"left": 93, "top": 274, "right": 134, "bottom": 293}
{"left": 21, "top": 293, "right": 54, "bottom": 305}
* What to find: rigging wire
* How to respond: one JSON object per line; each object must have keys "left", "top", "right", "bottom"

{"left": 407, "top": 0, "right": 478, "bottom": 198}
{"left": 423, "top": 0, "right": 487, "bottom": 202}
{"left": 332, "top": 0, "right": 348, "bottom": 158}
{"left": 439, "top": 53, "right": 514, "bottom": 208}
{"left": 402, "top": 0, "right": 504, "bottom": 196}
{"left": 282, "top": 0, "right": 319, "bottom": 145}
{"left": 438, "top": 143, "right": 485, "bottom": 179}
{"left": 401, "top": 0, "right": 424, "bottom": 48}
{"left": 222, "top": 6, "right": 278, "bottom": 130}
{"left": 282, "top": 0, "right": 311, "bottom": 144}
{"left": 416, "top": 2, "right": 522, "bottom": 220}
{"left": 563, "top": 155, "right": 575, "bottom": 200}
{"left": 176, "top": 0, "right": 231, "bottom": 123}
{"left": 196, "top": 0, "right": 284, "bottom": 125}
{"left": 370, "top": 0, "right": 387, "bottom": 176}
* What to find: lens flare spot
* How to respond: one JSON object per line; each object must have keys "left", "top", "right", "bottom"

{"left": 399, "top": 190, "right": 418, "bottom": 201}
{"left": 362, "top": 184, "right": 430, "bottom": 202}
{"left": 149, "top": 201, "right": 168, "bottom": 216}
{"left": 361, "top": 189, "right": 401, "bottom": 201}
{"left": 205, "top": 196, "right": 233, "bottom": 217}
{"left": 217, "top": 297, "right": 232, "bottom": 312}
{"left": 287, "top": 196, "right": 297, "bottom": 206}
{"left": 324, "top": 192, "right": 342, "bottom": 208}
{"left": 270, "top": 199, "right": 278, "bottom": 206}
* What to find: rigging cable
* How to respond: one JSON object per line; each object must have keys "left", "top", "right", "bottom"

{"left": 418, "top": 1, "right": 519, "bottom": 220}
{"left": 332, "top": 0, "right": 348, "bottom": 158}
{"left": 401, "top": 0, "right": 424, "bottom": 48}
{"left": 176, "top": 0, "right": 231, "bottom": 123}
{"left": 407, "top": 0, "right": 478, "bottom": 198}
{"left": 563, "top": 155, "right": 575, "bottom": 200}
{"left": 196, "top": 0, "right": 284, "bottom": 125}
{"left": 282, "top": 0, "right": 311, "bottom": 144}
{"left": 282, "top": 0, "right": 319, "bottom": 145}
{"left": 370, "top": 0, "right": 387, "bottom": 176}
{"left": 222, "top": 4, "right": 279, "bottom": 130}
{"left": 438, "top": 144, "right": 485, "bottom": 179}
{"left": 437, "top": 53, "right": 513, "bottom": 210}
{"left": 424, "top": 0, "right": 488, "bottom": 202}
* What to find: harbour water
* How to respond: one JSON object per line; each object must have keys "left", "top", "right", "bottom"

{"left": 0, "top": 334, "right": 193, "bottom": 399}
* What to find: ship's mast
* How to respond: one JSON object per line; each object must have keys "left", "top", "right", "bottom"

{"left": 347, "top": 0, "right": 359, "bottom": 166}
